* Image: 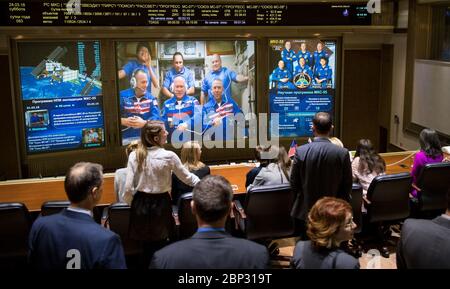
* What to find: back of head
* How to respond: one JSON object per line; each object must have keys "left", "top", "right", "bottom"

{"left": 419, "top": 128, "right": 442, "bottom": 158}
{"left": 125, "top": 140, "right": 139, "bottom": 158}
{"left": 193, "top": 175, "right": 233, "bottom": 223}
{"left": 355, "top": 139, "right": 385, "bottom": 174}
{"left": 136, "top": 120, "right": 165, "bottom": 171}
{"left": 64, "top": 162, "right": 103, "bottom": 204}
{"left": 255, "top": 144, "right": 279, "bottom": 165}
{"left": 307, "top": 197, "right": 352, "bottom": 249}
{"left": 329, "top": 137, "right": 344, "bottom": 148}
{"left": 312, "top": 112, "right": 332, "bottom": 135}
{"left": 181, "top": 141, "right": 204, "bottom": 170}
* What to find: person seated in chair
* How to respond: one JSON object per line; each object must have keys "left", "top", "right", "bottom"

{"left": 171, "top": 141, "right": 210, "bottom": 205}
{"left": 397, "top": 189, "right": 450, "bottom": 269}
{"left": 291, "top": 197, "right": 360, "bottom": 269}
{"left": 28, "top": 162, "right": 127, "bottom": 269}
{"left": 249, "top": 145, "right": 289, "bottom": 190}
{"left": 352, "top": 139, "right": 386, "bottom": 212}
{"left": 150, "top": 175, "right": 270, "bottom": 269}
{"left": 410, "top": 128, "right": 444, "bottom": 199}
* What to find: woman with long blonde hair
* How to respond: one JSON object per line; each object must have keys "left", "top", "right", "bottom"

{"left": 123, "top": 121, "right": 200, "bottom": 255}
{"left": 171, "top": 141, "right": 210, "bottom": 204}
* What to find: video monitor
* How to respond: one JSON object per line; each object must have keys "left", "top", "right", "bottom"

{"left": 18, "top": 40, "right": 104, "bottom": 153}
{"left": 268, "top": 39, "right": 336, "bottom": 137}
{"left": 115, "top": 40, "right": 255, "bottom": 146}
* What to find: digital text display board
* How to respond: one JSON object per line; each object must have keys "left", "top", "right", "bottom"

{"left": 2, "top": 1, "right": 371, "bottom": 26}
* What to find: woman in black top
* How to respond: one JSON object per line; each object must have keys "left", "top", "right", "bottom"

{"left": 171, "top": 141, "right": 210, "bottom": 204}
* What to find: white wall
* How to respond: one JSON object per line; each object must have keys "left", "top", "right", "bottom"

{"left": 386, "top": 34, "right": 420, "bottom": 150}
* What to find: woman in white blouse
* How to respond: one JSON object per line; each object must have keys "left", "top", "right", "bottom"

{"left": 351, "top": 139, "right": 385, "bottom": 211}
{"left": 123, "top": 121, "right": 200, "bottom": 243}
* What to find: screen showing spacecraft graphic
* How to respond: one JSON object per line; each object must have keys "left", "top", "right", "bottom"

{"left": 268, "top": 39, "right": 336, "bottom": 138}
{"left": 18, "top": 41, "right": 104, "bottom": 153}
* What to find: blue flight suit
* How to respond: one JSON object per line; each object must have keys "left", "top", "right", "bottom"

{"left": 314, "top": 65, "right": 332, "bottom": 88}
{"left": 29, "top": 209, "right": 127, "bottom": 269}
{"left": 121, "top": 60, "right": 156, "bottom": 95}
{"left": 294, "top": 64, "right": 313, "bottom": 78}
{"left": 296, "top": 51, "right": 313, "bottom": 67}
{"left": 312, "top": 50, "right": 329, "bottom": 71}
{"left": 202, "top": 94, "right": 243, "bottom": 141}
{"left": 281, "top": 48, "right": 295, "bottom": 75}
{"left": 202, "top": 67, "right": 238, "bottom": 104}
{"left": 162, "top": 94, "right": 200, "bottom": 142}
{"left": 163, "top": 66, "right": 195, "bottom": 93}
{"left": 120, "top": 88, "right": 161, "bottom": 141}
{"left": 270, "top": 67, "right": 292, "bottom": 89}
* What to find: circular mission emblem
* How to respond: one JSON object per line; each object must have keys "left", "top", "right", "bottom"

{"left": 293, "top": 72, "right": 311, "bottom": 89}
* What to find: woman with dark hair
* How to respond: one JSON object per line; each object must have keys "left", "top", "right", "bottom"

{"left": 245, "top": 145, "right": 269, "bottom": 188}
{"left": 291, "top": 197, "right": 359, "bottom": 269}
{"left": 171, "top": 141, "right": 210, "bottom": 205}
{"left": 411, "top": 128, "right": 443, "bottom": 198}
{"left": 123, "top": 121, "right": 200, "bottom": 248}
{"left": 351, "top": 139, "right": 386, "bottom": 202}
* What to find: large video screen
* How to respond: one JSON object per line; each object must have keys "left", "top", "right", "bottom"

{"left": 268, "top": 39, "right": 336, "bottom": 137}
{"left": 18, "top": 41, "right": 104, "bottom": 153}
{"left": 116, "top": 40, "right": 255, "bottom": 145}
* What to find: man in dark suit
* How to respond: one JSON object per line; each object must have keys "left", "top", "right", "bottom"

{"left": 396, "top": 191, "right": 450, "bottom": 269}
{"left": 150, "top": 175, "right": 269, "bottom": 269}
{"left": 28, "top": 162, "right": 126, "bottom": 269}
{"left": 290, "top": 112, "right": 352, "bottom": 236}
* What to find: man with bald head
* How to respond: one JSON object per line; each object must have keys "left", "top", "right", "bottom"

{"left": 29, "top": 162, "right": 126, "bottom": 269}
{"left": 162, "top": 76, "right": 199, "bottom": 141}
{"left": 201, "top": 54, "right": 248, "bottom": 105}
{"left": 161, "top": 52, "right": 195, "bottom": 100}
{"left": 202, "top": 78, "right": 243, "bottom": 140}
{"left": 290, "top": 112, "right": 352, "bottom": 237}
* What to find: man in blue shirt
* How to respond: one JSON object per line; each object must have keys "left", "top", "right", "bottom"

{"left": 270, "top": 60, "right": 292, "bottom": 90}
{"left": 118, "top": 42, "right": 159, "bottom": 95}
{"left": 312, "top": 42, "right": 329, "bottom": 71}
{"left": 201, "top": 54, "right": 248, "bottom": 105}
{"left": 29, "top": 162, "right": 127, "bottom": 269}
{"left": 162, "top": 76, "right": 200, "bottom": 143}
{"left": 296, "top": 42, "right": 313, "bottom": 68}
{"left": 29, "top": 112, "right": 43, "bottom": 126}
{"left": 161, "top": 52, "right": 195, "bottom": 100}
{"left": 314, "top": 57, "right": 332, "bottom": 88}
{"left": 281, "top": 40, "right": 295, "bottom": 76}
{"left": 203, "top": 79, "right": 243, "bottom": 141}
{"left": 120, "top": 69, "right": 161, "bottom": 144}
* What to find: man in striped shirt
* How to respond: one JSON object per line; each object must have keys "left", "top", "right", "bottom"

{"left": 202, "top": 79, "right": 243, "bottom": 141}
{"left": 119, "top": 69, "right": 161, "bottom": 144}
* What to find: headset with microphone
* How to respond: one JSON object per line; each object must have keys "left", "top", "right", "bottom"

{"left": 130, "top": 68, "right": 147, "bottom": 90}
